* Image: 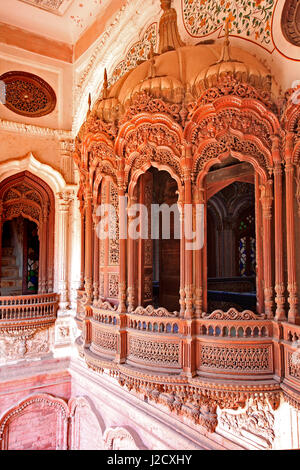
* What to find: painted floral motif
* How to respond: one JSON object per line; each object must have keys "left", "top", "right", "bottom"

{"left": 109, "top": 23, "right": 158, "bottom": 87}
{"left": 182, "top": 0, "right": 274, "bottom": 49}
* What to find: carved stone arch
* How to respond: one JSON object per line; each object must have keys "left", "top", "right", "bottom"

{"left": 115, "top": 112, "right": 183, "bottom": 160}
{"left": 0, "top": 393, "right": 69, "bottom": 450}
{"left": 186, "top": 95, "right": 280, "bottom": 149}
{"left": 92, "top": 160, "right": 118, "bottom": 188}
{"left": 127, "top": 156, "right": 183, "bottom": 199}
{"left": 193, "top": 78, "right": 275, "bottom": 111}
{"left": 103, "top": 426, "right": 148, "bottom": 450}
{"left": 0, "top": 170, "right": 55, "bottom": 294}
{"left": 194, "top": 134, "right": 270, "bottom": 188}
{"left": 68, "top": 396, "right": 105, "bottom": 450}
{"left": 0, "top": 153, "right": 67, "bottom": 195}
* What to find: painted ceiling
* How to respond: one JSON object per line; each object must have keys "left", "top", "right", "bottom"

{"left": 0, "top": 0, "right": 297, "bottom": 60}
{"left": 0, "top": 0, "right": 298, "bottom": 133}
{"left": 0, "top": 0, "right": 106, "bottom": 43}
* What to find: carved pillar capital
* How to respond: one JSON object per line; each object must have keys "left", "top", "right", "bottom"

{"left": 57, "top": 190, "right": 74, "bottom": 211}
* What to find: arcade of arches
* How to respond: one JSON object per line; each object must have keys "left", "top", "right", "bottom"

{"left": 1, "top": 0, "right": 300, "bottom": 451}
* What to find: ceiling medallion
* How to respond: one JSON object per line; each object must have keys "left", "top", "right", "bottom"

{"left": 17, "top": 0, "right": 73, "bottom": 16}
{"left": 0, "top": 71, "right": 57, "bottom": 118}
{"left": 281, "top": 0, "right": 300, "bottom": 46}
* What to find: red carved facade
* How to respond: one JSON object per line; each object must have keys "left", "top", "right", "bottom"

{"left": 73, "top": 5, "right": 300, "bottom": 436}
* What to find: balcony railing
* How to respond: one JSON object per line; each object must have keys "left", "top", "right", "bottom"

{"left": 0, "top": 293, "right": 58, "bottom": 327}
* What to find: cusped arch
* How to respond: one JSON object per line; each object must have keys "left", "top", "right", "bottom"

{"left": 185, "top": 95, "right": 280, "bottom": 148}
{"left": 0, "top": 153, "right": 68, "bottom": 195}
{"left": 0, "top": 168, "right": 56, "bottom": 293}
{"left": 195, "top": 133, "right": 271, "bottom": 188}
{"left": 115, "top": 113, "right": 183, "bottom": 160}
{"left": 0, "top": 393, "right": 69, "bottom": 450}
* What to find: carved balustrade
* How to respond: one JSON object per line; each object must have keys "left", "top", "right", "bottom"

{"left": 0, "top": 293, "right": 58, "bottom": 329}
{"left": 81, "top": 304, "right": 281, "bottom": 381}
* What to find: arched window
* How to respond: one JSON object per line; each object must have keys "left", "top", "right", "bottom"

{"left": 0, "top": 171, "right": 55, "bottom": 295}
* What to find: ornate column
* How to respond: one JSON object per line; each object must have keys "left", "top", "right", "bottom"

{"left": 59, "top": 138, "right": 76, "bottom": 184}
{"left": 117, "top": 169, "right": 127, "bottom": 314}
{"left": 84, "top": 189, "right": 93, "bottom": 303}
{"left": 57, "top": 191, "right": 73, "bottom": 314}
{"left": 115, "top": 170, "right": 127, "bottom": 363}
{"left": 285, "top": 132, "right": 299, "bottom": 323}
{"left": 260, "top": 180, "right": 273, "bottom": 318}
{"left": 92, "top": 209, "right": 99, "bottom": 304}
{"left": 178, "top": 198, "right": 185, "bottom": 317}
{"left": 183, "top": 143, "right": 193, "bottom": 319}
{"left": 194, "top": 186, "right": 204, "bottom": 317}
{"left": 127, "top": 193, "right": 138, "bottom": 312}
{"left": 181, "top": 143, "right": 196, "bottom": 377}
{"left": 272, "top": 135, "right": 286, "bottom": 321}
{"left": 255, "top": 172, "right": 264, "bottom": 315}
{"left": 79, "top": 200, "right": 85, "bottom": 290}
{"left": 39, "top": 203, "right": 49, "bottom": 294}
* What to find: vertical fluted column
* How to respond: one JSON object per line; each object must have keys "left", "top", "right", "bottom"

{"left": 57, "top": 191, "right": 73, "bottom": 313}
{"left": 272, "top": 136, "right": 286, "bottom": 321}
{"left": 79, "top": 200, "right": 85, "bottom": 290}
{"left": 285, "top": 132, "right": 299, "bottom": 323}
{"left": 39, "top": 204, "right": 49, "bottom": 293}
{"left": 183, "top": 144, "right": 193, "bottom": 319}
{"left": 84, "top": 189, "right": 93, "bottom": 303}
{"left": 255, "top": 173, "right": 264, "bottom": 314}
{"left": 115, "top": 170, "right": 127, "bottom": 363}
{"left": 127, "top": 194, "right": 138, "bottom": 312}
{"left": 194, "top": 186, "right": 204, "bottom": 317}
{"left": 260, "top": 180, "right": 273, "bottom": 318}
{"left": 178, "top": 198, "right": 185, "bottom": 317}
{"left": 118, "top": 170, "right": 127, "bottom": 314}
{"left": 181, "top": 143, "right": 196, "bottom": 378}
{"left": 92, "top": 209, "right": 99, "bottom": 304}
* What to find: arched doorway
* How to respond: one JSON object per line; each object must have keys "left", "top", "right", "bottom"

{"left": 130, "top": 167, "right": 180, "bottom": 312}
{"left": 207, "top": 181, "right": 256, "bottom": 312}
{"left": 0, "top": 171, "right": 55, "bottom": 296}
{"left": 200, "top": 157, "right": 258, "bottom": 313}
{"left": 1, "top": 217, "right": 39, "bottom": 295}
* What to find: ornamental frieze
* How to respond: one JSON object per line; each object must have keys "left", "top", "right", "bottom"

{"left": 91, "top": 329, "right": 117, "bottom": 353}
{"left": 193, "top": 134, "right": 271, "bottom": 178}
{"left": 190, "top": 109, "right": 273, "bottom": 151}
{"left": 121, "top": 92, "right": 183, "bottom": 125}
{"left": 199, "top": 344, "right": 272, "bottom": 373}
{"left": 218, "top": 398, "right": 275, "bottom": 449}
{"left": 128, "top": 337, "right": 180, "bottom": 366}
